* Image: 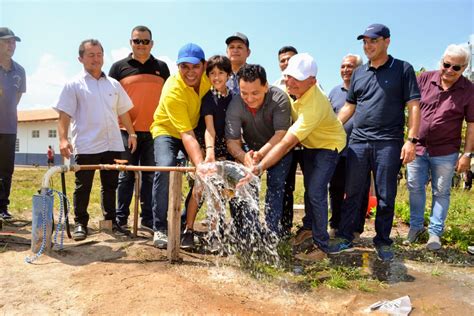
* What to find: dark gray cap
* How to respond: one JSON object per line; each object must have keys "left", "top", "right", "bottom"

{"left": 225, "top": 32, "right": 249, "bottom": 47}
{"left": 0, "top": 27, "right": 21, "bottom": 41}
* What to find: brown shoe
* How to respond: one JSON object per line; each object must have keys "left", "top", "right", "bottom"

{"left": 295, "top": 244, "right": 328, "bottom": 261}
{"left": 290, "top": 227, "right": 312, "bottom": 246}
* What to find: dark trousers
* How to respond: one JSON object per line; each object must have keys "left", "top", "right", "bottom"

{"left": 329, "top": 155, "right": 370, "bottom": 233}
{"left": 0, "top": 134, "right": 16, "bottom": 211}
{"left": 281, "top": 149, "right": 304, "bottom": 235}
{"left": 116, "top": 131, "right": 155, "bottom": 225}
{"left": 337, "top": 141, "right": 402, "bottom": 246}
{"left": 73, "top": 151, "right": 121, "bottom": 226}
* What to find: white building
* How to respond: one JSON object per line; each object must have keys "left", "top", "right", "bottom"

{"left": 16, "top": 109, "right": 63, "bottom": 166}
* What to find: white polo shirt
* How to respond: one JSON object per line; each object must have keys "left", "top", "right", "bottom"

{"left": 54, "top": 71, "right": 133, "bottom": 154}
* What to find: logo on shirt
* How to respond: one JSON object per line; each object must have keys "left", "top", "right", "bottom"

{"left": 155, "top": 71, "right": 161, "bottom": 75}
{"left": 13, "top": 75, "right": 22, "bottom": 89}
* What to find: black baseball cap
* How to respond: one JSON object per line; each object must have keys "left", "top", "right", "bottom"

{"left": 225, "top": 32, "right": 249, "bottom": 47}
{"left": 0, "top": 27, "right": 21, "bottom": 41}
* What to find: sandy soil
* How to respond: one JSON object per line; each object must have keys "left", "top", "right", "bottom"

{"left": 1, "top": 216, "right": 473, "bottom": 315}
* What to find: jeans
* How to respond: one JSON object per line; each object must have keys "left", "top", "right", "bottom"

{"left": 152, "top": 135, "right": 186, "bottom": 232}
{"left": 337, "top": 140, "right": 402, "bottom": 247}
{"left": 0, "top": 134, "right": 16, "bottom": 212}
{"left": 73, "top": 151, "right": 122, "bottom": 226}
{"left": 329, "top": 155, "right": 370, "bottom": 233}
{"left": 407, "top": 151, "right": 458, "bottom": 237}
{"left": 282, "top": 149, "right": 304, "bottom": 235}
{"left": 264, "top": 152, "right": 292, "bottom": 236}
{"left": 116, "top": 131, "right": 155, "bottom": 225}
{"left": 301, "top": 148, "right": 339, "bottom": 252}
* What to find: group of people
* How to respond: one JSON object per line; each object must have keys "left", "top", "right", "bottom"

{"left": 0, "top": 23, "right": 472, "bottom": 262}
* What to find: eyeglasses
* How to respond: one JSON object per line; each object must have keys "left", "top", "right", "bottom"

{"left": 132, "top": 39, "right": 151, "bottom": 45}
{"left": 442, "top": 61, "right": 465, "bottom": 72}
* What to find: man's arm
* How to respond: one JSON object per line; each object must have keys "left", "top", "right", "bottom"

{"left": 254, "top": 132, "right": 299, "bottom": 174}
{"left": 227, "top": 138, "right": 253, "bottom": 167}
{"left": 58, "top": 111, "right": 73, "bottom": 159}
{"left": 456, "top": 122, "right": 474, "bottom": 173}
{"left": 118, "top": 112, "right": 137, "bottom": 153}
{"left": 400, "top": 99, "right": 421, "bottom": 164}
{"left": 337, "top": 102, "right": 356, "bottom": 124}
{"left": 252, "top": 130, "right": 287, "bottom": 163}
{"left": 181, "top": 130, "right": 204, "bottom": 166}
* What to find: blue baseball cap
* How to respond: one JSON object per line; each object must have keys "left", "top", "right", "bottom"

{"left": 357, "top": 24, "right": 390, "bottom": 40}
{"left": 176, "top": 43, "right": 205, "bottom": 65}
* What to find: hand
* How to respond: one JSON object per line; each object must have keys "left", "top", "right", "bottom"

{"left": 400, "top": 141, "right": 416, "bottom": 164}
{"left": 196, "top": 162, "right": 216, "bottom": 179}
{"left": 243, "top": 151, "right": 255, "bottom": 168}
{"left": 59, "top": 139, "right": 73, "bottom": 159}
{"left": 456, "top": 155, "right": 471, "bottom": 173}
{"left": 252, "top": 151, "right": 263, "bottom": 164}
{"left": 204, "top": 153, "right": 215, "bottom": 163}
{"left": 236, "top": 171, "right": 254, "bottom": 189}
{"left": 128, "top": 136, "right": 137, "bottom": 153}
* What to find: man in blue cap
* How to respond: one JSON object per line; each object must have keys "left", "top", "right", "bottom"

{"left": 149, "top": 43, "right": 211, "bottom": 248}
{"left": 0, "top": 27, "right": 25, "bottom": 220}
{"left": 330, "top": 24, "right": 421, "bottom": 262}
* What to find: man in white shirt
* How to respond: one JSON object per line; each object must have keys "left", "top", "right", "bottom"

{"left": 273, "top": 46, "right": 298, "bottom": 90}
{"left": 54, "top": 39, "right": 137, "bottom": 241}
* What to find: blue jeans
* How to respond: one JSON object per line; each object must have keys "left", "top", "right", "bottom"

{"left": 407, "top": 151, "right": 458, "bottom": 237}
{"left": 152, "top": 136, "right": 186, "bottom": 232}
{"left": 116, "top": 131, "right": 155, "bottom": 225}
{"left": 301, "top": 148, "right": 339, "bottom": 252}
{"left": 264, "top": 152, "right": 292, "bottom": 236}
{"left": 337, "top": 140, "right": 402, "bottom": 247}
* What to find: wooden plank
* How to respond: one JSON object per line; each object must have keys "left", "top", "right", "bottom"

{"left": 167, "top": 171, "right": 182, "bottom": 262}
{"left": 132, "top": 171, "right": 140, "bottom": 237}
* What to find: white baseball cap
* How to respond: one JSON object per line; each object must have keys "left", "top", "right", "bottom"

{"left": 282, "top": 53, "right": 318, "bottom": 80}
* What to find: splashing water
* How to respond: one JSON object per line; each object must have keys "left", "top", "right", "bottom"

{"left": 194, "top": 161, "right": 281, "bottom": 269}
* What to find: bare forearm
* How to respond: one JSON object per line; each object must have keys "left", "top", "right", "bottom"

{"left": 58, "top": 112, "right": 70, "bottom": 141}
{"left": 406, "top": 100, "right": 420, "bottom": 138}
{"left": 181, "top": 131, "right": 203, "bottom": 166}
{"left": 256, "top": 130, "right": 286, "bottom": 158}
{"left": 227, "top": 139, "right": 246, "bottom": 163}
{"left": 464, "top": 122, "right": 474, "bottom": 153}
{"left": 119, "top": 112, "right": 136, "bottom": 135}
{"left": 337, "top": 102, "right": 356, "bottom": 124}
{"left": 260, "top": 132, "right": 299, "bottom": 171}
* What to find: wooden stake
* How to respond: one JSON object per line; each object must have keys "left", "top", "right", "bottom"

{"left": 167, "top": 171, "right": 182, "bottom": 263}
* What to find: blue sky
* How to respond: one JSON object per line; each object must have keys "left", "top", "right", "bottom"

{"left": 1, "top": 0, "right": 473, "bottom": 110}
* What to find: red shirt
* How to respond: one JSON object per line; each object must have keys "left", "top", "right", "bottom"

{"left": 416, "top": 71, "right": 474, "bottom": 157}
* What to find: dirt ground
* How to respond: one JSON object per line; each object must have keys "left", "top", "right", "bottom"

{"left": 1, "top": 213, "right": 473, "bottom": 315}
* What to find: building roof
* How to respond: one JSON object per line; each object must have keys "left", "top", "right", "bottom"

{"left": 18, "top": 108, "right": 58, "bottom": 122}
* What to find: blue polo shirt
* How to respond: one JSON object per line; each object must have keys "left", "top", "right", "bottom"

{"left": 346, "top": 55, "right": 420, "bottom": 142}
{"left": 329, "top": 84, "right": 352, "bottom": 156}
{"left": 0, "top": 60, "right": 26, "bottom": 134}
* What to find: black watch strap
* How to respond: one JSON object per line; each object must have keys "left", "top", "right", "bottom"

{"left": 407, "top": 137, "right": 419, "bottom": 144}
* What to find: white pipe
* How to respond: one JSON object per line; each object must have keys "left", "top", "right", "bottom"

{"left": 40, "top": 165, "right": 72, "bottom": 193}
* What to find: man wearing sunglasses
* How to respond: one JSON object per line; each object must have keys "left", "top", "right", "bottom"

{"left": 330, "top": 24, "right": 421, "bottom": 262}
{"left": 0, "top": 27, "right": 25, "bottom": 221}
{"left": 405, "top": 44, "right": 473, "bottom": 251}
{"left": 109, "top": 26, "right": 170, "bottom": 233}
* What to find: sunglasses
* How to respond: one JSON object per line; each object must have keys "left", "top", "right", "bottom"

{"left": 132, "top": 39, "right": 151, "bottom": 45}
{"left": 442, "top": 61, "right": 464, "bottom": 72}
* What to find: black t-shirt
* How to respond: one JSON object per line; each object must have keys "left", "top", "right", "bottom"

{"left": 195, "top": 91, "right": 232, "bottom": 159}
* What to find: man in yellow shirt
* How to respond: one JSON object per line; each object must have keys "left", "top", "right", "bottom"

{"left": 250, "top": 53, "right": 346, "bottom": 261}
{"left": 150, "top": 43, "right": 211, "bottom": 248}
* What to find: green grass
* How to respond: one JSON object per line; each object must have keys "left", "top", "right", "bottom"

{"left": 7, "top": 167, "right": 474, "bottom": 290}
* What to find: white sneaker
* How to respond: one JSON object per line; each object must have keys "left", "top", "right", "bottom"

{"left": 426, "top": 234, "right": 441, "bottom": 251}
{"left": 153, "top": 231, "right": 168, "bottom": 249}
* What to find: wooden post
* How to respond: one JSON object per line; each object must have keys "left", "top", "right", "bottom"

{"left": 167, "top": 171, "right": 182, "bottom": 262}
{"left": 132, "top": 171, "right": 141, "bottom": 237}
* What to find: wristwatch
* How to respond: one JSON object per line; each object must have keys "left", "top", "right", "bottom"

{"left": 463, "top": 152, "right": 473, "bottom": 159}
{"left": 407, "top": 137, "right": 419, "bottom": 144}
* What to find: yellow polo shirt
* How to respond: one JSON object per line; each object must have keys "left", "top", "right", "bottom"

{"left": 288, "top": 85, "right": 346, "bottom": 152}
{"left": 150, "top": 72, "right": 211, "bottom": 139}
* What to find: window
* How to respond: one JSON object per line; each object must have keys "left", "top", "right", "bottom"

{"left": 48, "top": 129, "right": 57, "bottom": 138}
{"left": 32, "top": 130, "right": 40, "bottom": 138}
{"left": 15, "top": 138, "right": 19, "bottom": 152}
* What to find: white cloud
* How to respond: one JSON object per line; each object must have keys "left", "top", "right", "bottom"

{"left": 19, "top": 50, "right": 178, "bottom": 110}
{"left": 19, "top": 53, "right": 76, "bottom": 110}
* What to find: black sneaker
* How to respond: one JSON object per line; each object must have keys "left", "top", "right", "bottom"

{"left": 73, "top": 224, "right": 88, "bottom": 241}
{"left": 0, "top": 210, "right": 12, "bottom": 220}
{"left": 112, "top": 222, "right": 131, "bottom": 236}
{"left": 376, "top": 245, "right": 394, "bottom": 262}
{"left": 180, "top": 228, "right": 195, "bottom": 250}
